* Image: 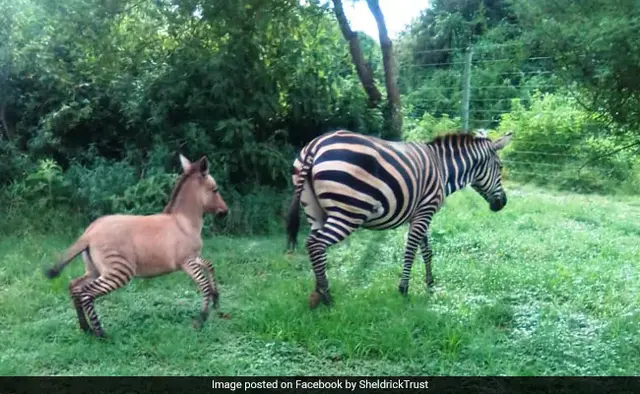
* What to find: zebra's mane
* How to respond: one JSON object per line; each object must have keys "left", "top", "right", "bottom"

{"left": 427, "top": 132, "right": 488, "bottom": 146}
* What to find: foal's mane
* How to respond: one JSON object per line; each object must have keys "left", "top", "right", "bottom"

{"left": 162, "top": 164, "right": 200, "bottom": 214}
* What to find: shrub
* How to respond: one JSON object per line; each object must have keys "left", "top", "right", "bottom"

{"left": 496, "top": 91, "right": 640, "bottom": 193}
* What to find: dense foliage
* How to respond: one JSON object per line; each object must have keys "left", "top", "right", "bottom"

{"left": 1, "top": 0, "right": 638, "bottom": 236}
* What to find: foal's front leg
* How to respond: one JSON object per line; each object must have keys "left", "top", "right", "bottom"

{"left": 181, "top": 258, "right": 215, "bottom": 329}
{"left": 197, "top": 257, "right": 219, "bottom": 308}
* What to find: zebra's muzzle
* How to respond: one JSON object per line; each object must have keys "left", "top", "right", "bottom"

{"left": 489, "top": 194, "right": 507, "bottom": 212}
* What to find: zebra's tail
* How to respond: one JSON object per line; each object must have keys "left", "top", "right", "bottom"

{"left": 286, "top": 149, "right": 315, "bottom": 251}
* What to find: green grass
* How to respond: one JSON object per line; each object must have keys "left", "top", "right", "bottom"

{"left": 1, "top": 182, "right": 639, "bottom": 375}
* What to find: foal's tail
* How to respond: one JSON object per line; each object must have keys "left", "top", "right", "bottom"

{"left": 44, "top": 237, "right": 89, "bottom": 279}
{"left": 286, "top": 149, "right": 315, "bottom": 251}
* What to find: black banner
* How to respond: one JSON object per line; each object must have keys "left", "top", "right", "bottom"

{"left": 0, "top": 376, "right": 639, "bottom": 394}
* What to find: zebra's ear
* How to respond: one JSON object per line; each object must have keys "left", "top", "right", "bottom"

{"left": 475, "top": 128, "right": 488, "bottom": 138}
{"left": 492, "top": 131, "right": 513, "bottom": 151}
{"left": 179, "top": 154, "right": 192, "bottom": 172}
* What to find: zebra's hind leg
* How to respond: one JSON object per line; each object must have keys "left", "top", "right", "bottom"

{"left": 182, "top": 258, "right": 215, "bottom": 329}
{"left": 306, "top": 216, "right": 358, "bottom": 309}
{"left": 421, "top": 235, "right": 435, "bottom": 288}
{"left": 68, "top": 275, "right": 92, "bottom": 333}
{"left": 72, "top": 273, "right": 132, "bottom": 338}
{"left": 398, "top": 211, "right": 433, "bottom": 296}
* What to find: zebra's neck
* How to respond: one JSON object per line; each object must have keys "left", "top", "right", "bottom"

{"left": 427, "top": 137, "right": 484, "bottom": 197}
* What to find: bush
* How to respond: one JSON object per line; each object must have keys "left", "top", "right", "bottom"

{"left": 0, "top": 151, "right": 293, "bottom": 238}
{"left": 496, "top": 92, "right": 640, "bottom": 193}
{"left": 402, "top": 111, "right": 462, "bottom": 142}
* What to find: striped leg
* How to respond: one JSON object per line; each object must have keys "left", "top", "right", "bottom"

{"left": 306, "top": 216, "right": 358, "bottom": 309}
{"left": 68, "top": 275, "right": 92, "bottom": 333}
{"left": 182, "top": 259, "right": 216, "bottom": 329}
{"left": 73, "top": 274, "right": 132, "bottom": 338}
{"left": 398, "top": 210, "right": 434, "bottom": 296}
{"left": 197, "top": 257, "right": 220, "bottom": 309}
{"left": 421, "top": 235, "right": 435, "bottom": 288}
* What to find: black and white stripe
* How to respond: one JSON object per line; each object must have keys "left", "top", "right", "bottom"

{"left": 286, "top": 129, "right": 513, "bottom": 307}
{"left": 67, "top": 256, "right": 219, "bottom": 337}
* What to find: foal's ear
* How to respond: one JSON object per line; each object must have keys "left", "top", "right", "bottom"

{"left": 179, "top": 154, "right": 192, "bottom": 172}
{"left": 492, "top": 131, "right": 513, "bottom": 151}
{"left": 198, "top": 155, "right": 209, "bottom": 175}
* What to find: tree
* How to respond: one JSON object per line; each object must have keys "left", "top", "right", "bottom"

{"left": 514, "top": 0, "right": 640, "bottom": 137}
{"left": 331, "top": 0, "right": 402, "bottom": 140}
{"left": 366, "top": 0, "right": 402, "bottom": 140}
{"left": 331, "top": 0, "right": 382, "bottom": 107}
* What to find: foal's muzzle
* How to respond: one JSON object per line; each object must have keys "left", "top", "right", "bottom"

{"left": 217, "top": 209, "right": 229, "bottom": 218}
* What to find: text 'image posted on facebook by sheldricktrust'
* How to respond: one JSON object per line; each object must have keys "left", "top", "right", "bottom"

{"left": 211, "top": 378, "right": 430, "bottom": 391}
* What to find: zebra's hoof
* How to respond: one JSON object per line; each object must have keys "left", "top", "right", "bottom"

{"left": 308, "top": 291, "right": 321, "bottom": 309}
{"left": 320, "top": 290, "right": 332, "bottom": 307}
{"left": 94, "top": 330, "right": 107, "bottom": 339}
{"left": 212, "top": 292, "right": 220, "bottom": 308}
{"left": 192, "top": 318, "right": 203, "bottom": 330}
{"left": 398, "top": 284, "right": 409, "bottom": 296}
{"left": 426, "top": 279, "right": 435, "bottom": 288}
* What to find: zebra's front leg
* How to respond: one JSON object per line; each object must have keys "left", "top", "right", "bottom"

{"left": 421, "top": 235, "right": 435, "bottom": 288}
{"left": 398, "top": 218, "right": 429, "bottom": 296}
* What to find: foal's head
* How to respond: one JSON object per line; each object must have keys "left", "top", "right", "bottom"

{"left": 174, "top": 154, "right": 229, "bottom": 218}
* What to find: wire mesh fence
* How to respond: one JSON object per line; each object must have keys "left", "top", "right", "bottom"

{"left": 397, "top": 42, "right": 640, "bottom": 193}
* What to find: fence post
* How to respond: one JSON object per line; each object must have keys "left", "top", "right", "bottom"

{"left": 461, "top": 46, "right": 473, "bottom": 132}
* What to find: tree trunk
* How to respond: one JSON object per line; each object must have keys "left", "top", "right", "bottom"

{"left": 366, "top": 0, "right": 402, "bottom": 140}
{"left": 0, "top": 101, "right": 12, "bottom": 141}
{"left": 331, "top": 0, "right": 382, "bottom": 107}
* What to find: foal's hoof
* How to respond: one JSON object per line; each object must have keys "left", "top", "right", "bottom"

{"left": 398, "top": 284, "right": 409, "bottom": 296}
{"left": 426, "top": 279, "right": 435, "bottom": 289}
{"left": 192, "top": 318, "right": 204, "bottom": 330}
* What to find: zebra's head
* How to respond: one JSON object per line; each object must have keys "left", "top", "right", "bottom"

{"left": 470, "top": 132, "right": 513, "bottom": 212}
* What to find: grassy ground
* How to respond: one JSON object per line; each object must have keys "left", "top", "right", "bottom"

{"left": 0, "top": 183, "right": 639, "bottom": 376}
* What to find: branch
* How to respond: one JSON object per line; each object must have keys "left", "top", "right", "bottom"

{"left": 119, "top": 0, "right": 148, "bottom": 16}
{"left": 578, "top": 140, "right": 640, "bottom": 172}
{"left": 331, "top": 0, "right": 382, "bottom": 107}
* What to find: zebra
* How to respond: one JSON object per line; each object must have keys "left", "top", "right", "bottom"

{"left": 285, "top": 129, "right": 513, "bottom": 308}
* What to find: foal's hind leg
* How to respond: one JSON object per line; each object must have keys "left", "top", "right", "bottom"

{"left": 68, "top": 275, "right": 92, "bottom": 333}
{"left": 182, "top": 258, "right": 215, "bottom": 329}
{"left": 72, "top": 272, "right": 132, "bottom": 338}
